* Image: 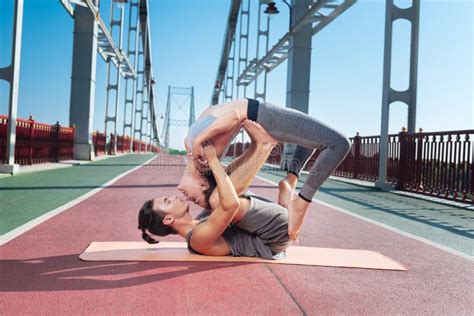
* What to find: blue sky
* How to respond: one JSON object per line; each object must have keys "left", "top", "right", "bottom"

{"left": 0, "top": 0, "right": 472, "bottom": 150}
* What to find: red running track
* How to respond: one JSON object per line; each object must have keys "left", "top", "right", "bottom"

{"left": 1, "top": 155, "right": 473, "bottom": 314}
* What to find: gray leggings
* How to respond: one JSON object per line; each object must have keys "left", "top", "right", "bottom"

{"left": 255, "top": 101, "right": 351, "bottom": 201}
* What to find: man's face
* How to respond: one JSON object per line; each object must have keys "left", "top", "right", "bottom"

{"left": 177, "top": 163, "right": 209, "bottom": 208}
{"left": 152, "top": 195, "right": 189, "bottom": 219}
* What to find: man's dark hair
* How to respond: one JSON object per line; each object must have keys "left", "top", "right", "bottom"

{"left": 138, "top": 200, "right": 178, "bottom": 244}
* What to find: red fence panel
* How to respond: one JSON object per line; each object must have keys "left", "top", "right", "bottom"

{"left": 398, "top": 130, "right": 474, "bottom": 203}
{"left": 0, "top": 116, "right": 75, "bottom": 165}
{"left": 58, "top": 125, "right": 74, "bottom": 161}
{"left": 31, "top": 120, "right": 57, "bottom": 164}
{"left": 93, "top": 131, "right": 106, "bottom": 156}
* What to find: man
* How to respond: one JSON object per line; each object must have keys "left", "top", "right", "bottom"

{"left": 138, "top": 121, "right": 292, "bottom": 259}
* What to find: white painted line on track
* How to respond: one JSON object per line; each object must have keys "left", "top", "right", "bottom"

{"left": 0, "top": 155, "right": 158, "bottom": 246}
{"left": 254, "top": 174, "right": 474, "bottom": 262}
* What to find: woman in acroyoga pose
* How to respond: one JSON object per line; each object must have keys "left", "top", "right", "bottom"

{"left": 180, "top": 98, "right": 351, "bottom": 240}
{"left": 139, "top": 124, "right": 291, "bottom": 259}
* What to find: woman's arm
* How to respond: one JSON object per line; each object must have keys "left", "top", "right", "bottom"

{"left": 191, "top": 110, "right": 241, "bottom": 162}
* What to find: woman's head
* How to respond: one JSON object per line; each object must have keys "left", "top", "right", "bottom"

{"left": 138, "top": 196, "right": 189, "bottom": 244}
{"left": 177, "top": 162, "right": 216, "bottom": 208}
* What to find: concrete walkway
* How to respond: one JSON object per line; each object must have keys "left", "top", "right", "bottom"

{"left": 0, "top": 154, "right": 472, "bottom": 315}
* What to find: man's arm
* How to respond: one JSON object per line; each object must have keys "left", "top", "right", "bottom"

{"left": 209, "top": 121, "right": 276, "bottom": 208}
{"left": 190, "top": 143, "right": 241, "bottom": 252}
{"left": 224, "top": 140, "right": 258, "bottom": 175}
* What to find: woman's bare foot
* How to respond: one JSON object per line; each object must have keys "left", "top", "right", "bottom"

{"left": 278, "top": 173, "right": 298, "bottom": 207}
{"left": 287, "top": 196, "right": 310, "bottom": 241}
{"left": 278, "top": 179, "right": 294, "bottom": 207}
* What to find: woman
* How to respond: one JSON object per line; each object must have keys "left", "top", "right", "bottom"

{"left": 182, "top": 98, "right": 351, "bottom": 240}
{"left": 139, "top": 141, "right": 291, "bottom": 260}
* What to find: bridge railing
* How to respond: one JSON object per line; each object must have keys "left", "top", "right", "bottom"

{"left": 0, "top": 115, "right": 74, "bottom": 165}
{"left": 1, "top": 116, "right": 160, "bottom": 166}
{"left": 227, "top": 129, "right": 473, "bottom": 204}
{"left": 93, "top": 133, "right": 159, "bottom": 156}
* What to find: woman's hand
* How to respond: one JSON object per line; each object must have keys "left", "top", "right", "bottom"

{"left": 243, "top": 120, "right": 277, "bottom": 145}
{"left": 203, "top": 141, "right": 217, "bottom": 162}
{"left": 191, "top": 140, "right": 208, "bottom": 168}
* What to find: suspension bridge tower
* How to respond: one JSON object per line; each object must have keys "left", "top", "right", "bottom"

{"left": 162, "top": 86, "right": 195, "bottom": 149}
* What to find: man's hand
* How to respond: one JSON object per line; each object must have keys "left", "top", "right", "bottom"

{"left": 243, "top": 120, "right": 277, "bottom": 145}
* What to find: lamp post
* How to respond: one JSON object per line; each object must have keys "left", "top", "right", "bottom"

{"left": 264, "top": 0, "right": 293, "bottom": 29}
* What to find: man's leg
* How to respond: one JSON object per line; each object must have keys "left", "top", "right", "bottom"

{"left": 235, "top": 195, "right": 291, "bottom": 255}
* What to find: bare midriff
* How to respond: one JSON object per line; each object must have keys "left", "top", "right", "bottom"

{"left": 199, "top": 98, "right": 249, "bottom": 158}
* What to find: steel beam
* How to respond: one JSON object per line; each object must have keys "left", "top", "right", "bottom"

{"left": 133, "top": 17, "right": 148, "bottom": 153}
{"left": 231, "top": 0, "right": 251, "bottom": 157}
{"left": 104, "top": 1, "right": 125, "bottom": 155}
{"left": 254, "top": 0, "right": 271, "bottom": 101}
{"left": 141, "top": 76, "right": 150, "bottom": 151}
{"left": 236, "top": 0, "right": 250, "bottom": 99}
{"left": 60, "top": 0, "right": 137, "bottom": 78}
{"left": 123, "top": 0, "right": 141, "bottom": 151}
{"left": 138, "top": 0, "right": 160, "bottom": 148}
{"left": 211, "top": 0, "right": 242, "bottom": 105}
{"left": 163, "top": 86, "right": 171, "bottom": 148}
{"left": 0, "top": 0, "right": 23, "bottom": 174}
{"left": 69, "top": 1, "right": 98, "bottom": 161}
{"left": 282, "top": 0, "right": 314, "bottom": 168}
{"left": 237, "top": 0, "right": 356, "bottom": 86}
{"left": 376, "top": 0, "right": 420, "bottom": 190}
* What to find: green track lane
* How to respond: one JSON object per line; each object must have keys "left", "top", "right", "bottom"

{"left": 0, "top": 154, "right": 155, "bottom": 235}
{"left": 255, "top": 164, "right": 474, "bottom": 257}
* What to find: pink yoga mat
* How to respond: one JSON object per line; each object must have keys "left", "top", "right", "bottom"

{"left": 80, "top": 242, "right": 408, "bottom": 271}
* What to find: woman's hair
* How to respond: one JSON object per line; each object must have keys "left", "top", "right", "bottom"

{"left": 202, "top": 169, "right": 217, "bottom": 207}
{"left": 138, "top": 200, "right": 178, "bottom": 244}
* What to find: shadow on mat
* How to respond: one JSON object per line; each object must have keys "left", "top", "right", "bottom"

{"left": 0, "top": 254, "right": 250, "bottom": 292}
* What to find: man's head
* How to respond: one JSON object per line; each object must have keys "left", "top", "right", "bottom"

{"left": 177, "top": 162, "right": 216, "bottom": 208}
{"left": 138, "top": 195, "right": 190, "bottom": 244}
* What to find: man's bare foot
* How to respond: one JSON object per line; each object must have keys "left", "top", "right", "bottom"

{"left": 287, "top": 196, "right": 310, "bottom": 241}
{"left": 278, "top": 173, "right": 298, "bottom": 207}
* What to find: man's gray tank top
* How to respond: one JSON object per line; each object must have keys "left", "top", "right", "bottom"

{"left": 186, "top": 195, "right": 291, "bottom": 260}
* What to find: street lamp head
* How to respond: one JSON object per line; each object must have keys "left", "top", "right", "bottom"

{"left": 264, "top": 2, "right": 280, "bottom": 15}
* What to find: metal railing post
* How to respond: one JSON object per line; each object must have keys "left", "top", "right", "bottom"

{"left": 353, "top": 132, "right": 361, "bottom": 179}
{"left": 55, "top": 121, "right": 61, "bottom": 162}
{"left": 28, "top": 116, "right": 34, "bottom": 165}
{"left": 396, "top": 128, "right": 408, "bottom": 190}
